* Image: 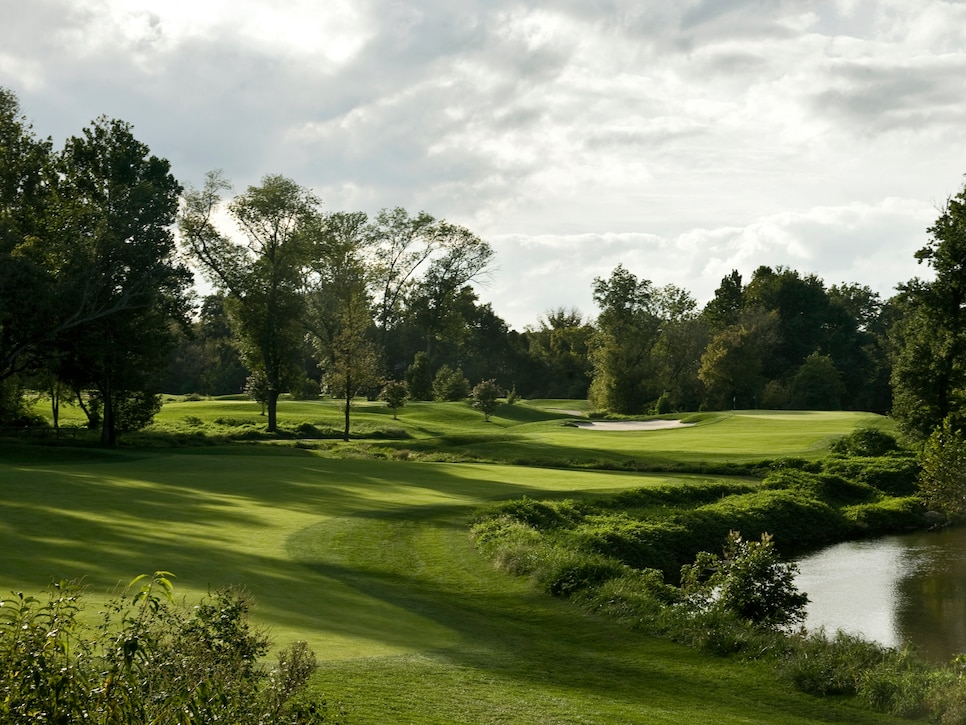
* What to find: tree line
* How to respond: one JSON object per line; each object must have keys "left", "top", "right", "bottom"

{"left": 2, "top": 86, "right": 964, "bottom": 443}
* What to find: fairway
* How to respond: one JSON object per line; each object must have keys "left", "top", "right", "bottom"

{"left": 0, "top": 407, "right": 905, "bottom": 723}
{"left": 0, "top": 447, "right": 664, "bottom": 657}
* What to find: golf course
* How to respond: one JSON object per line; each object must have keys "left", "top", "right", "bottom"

{"left": 0, "top": 399, "right": 909, "bottom": 723}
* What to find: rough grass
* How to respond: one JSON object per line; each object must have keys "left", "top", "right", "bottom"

{"left": 0, "top": 400, "right": 909, "bottom": 723}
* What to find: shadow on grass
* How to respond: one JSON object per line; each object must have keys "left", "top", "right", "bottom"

{"left": 291, "top": 520, "right": 896, "bottom": 725}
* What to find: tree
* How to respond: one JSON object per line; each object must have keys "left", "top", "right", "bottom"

{"left": 180, "top": 172, "right": 319, "bottom": 432}
{"left": 588, "top": 265, "right": 661, "bottom": 414}
{"left": 380, "top": 380, "right": 409, "bottom": 419}
{"left": 919, "top": 417, "right": 966, "bottom": 520}
{"left": 698, "top": 310, "right": 778, "bottom": 410}
{"left": 525, "top": 308, "right": 594, "bottom": 399}
{"left": 50, "top": 116, "right": 190, "bottom": 444}
{"left": 369, "top": 207, "right": 440, "bottom": 334}
{"left": 432, "top": 365, "right": 470, "bottom": 401}
{"left": 405, "top": 224, "right": 494, "bottom": 358}
{"left": 307, "top": 210, "right": 382, "bottom": 441}
{"left": 321, "top": 297, "right": 381, "bottom": 441}
{"left": 405, "top": 351, "right": 434, "bottom": 400}
{"left": 652, "top": 284, "right": 707, "bottom": 412}
{"left": 744, "top": 266, "right": 830, "bottom": 381}
{"left": 788, "top": 352, "right": 845, "bottom": 410}
{"left": 702, "top": 270, "right": 744, "bottom": 333}
{"left": 0, "top": 87, "right": 54, "bottom": 386}
{"left": 471, "top": 379, "right": 502, "bottom": 422}
{"left": 891, "top": 184, "right": 966, "bottom": 438}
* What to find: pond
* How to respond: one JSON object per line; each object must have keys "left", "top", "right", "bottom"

{"left": 795, "top": 526, "right": 966, "bottom": 663}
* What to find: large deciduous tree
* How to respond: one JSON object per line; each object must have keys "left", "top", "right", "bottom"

{"left": 0, "top": 88, "right": 54, "bottom": 387}
{"left": 588, "top": 265, "right": 661, "bottom": 414}
{"left": 50, "top": 116, "right": 190, "bottom": 445}
{"left": 892, "top": 183, "right": 966, "bottom": 439}
{"left": 180, "top": 172, "right": 319, "bottom": 432}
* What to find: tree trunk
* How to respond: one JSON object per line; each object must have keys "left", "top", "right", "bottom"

{"left": 343, "top": 399, "right": 351, "bottom": 442}
{"left": 266, "top": 390, "right": 279, "bottom": 432}
{"left": 100, "top": 379, "right": 116, "bottom": 446}
{"left": 50, "top": 384, "right": 59, "bottom": 432}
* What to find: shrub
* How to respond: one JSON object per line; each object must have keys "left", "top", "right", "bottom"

{"left": 0, "top": 573, "right": 344, "bottom": 724}
{"left": 919, "top": 417, "right": 966, "bottom": 519}
{"left": 842, "top": 496, "right": 922, "bottom": 534}
{"left": 470, "top": 379, "right": 502, "bottom": 421}
{"left": 539, "top": 547, "right": 624, "bottom": 597}
{"left": 830, "top": 427, "right": 901, "bottom": 457}
{"left": 654, "top": 393, "right": 673, "bottom": 415}
{"left": 432, "top": 365, "right": 470, "bottom": 401}
{"left": 679, "top": 531, "right": 808, "bottom": 632}
{"left": 822, "top": 456, "right": 920, "bottom": 496}
{"left": 483, "top": 496, "right": 583, "bottom": 530}
{"left": 778, "top": 630, "right": 889, "bottom": 696}
{"left": 761, "top": 468, "right": 879, "bottom": 506}
{"left": 380, "top": 380, "right": 409, "bottom": 419}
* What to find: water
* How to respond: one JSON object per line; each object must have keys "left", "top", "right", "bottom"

{"left": 795, "top": 527, "right": 966, "bottom": 662}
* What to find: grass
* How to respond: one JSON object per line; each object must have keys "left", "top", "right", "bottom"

{"left": 0, "top": 400, "right": 908, "bottom": 723}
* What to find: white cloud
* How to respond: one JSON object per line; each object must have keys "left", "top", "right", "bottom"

{"left": 2, "top": 0, "right": 964, "bottom": 330}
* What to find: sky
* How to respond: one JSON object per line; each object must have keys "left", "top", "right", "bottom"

{"left": 2, "top": 0, "right": 965, "bottom": 330}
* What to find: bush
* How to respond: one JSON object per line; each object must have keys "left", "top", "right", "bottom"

{"left": 471, "top": 379, "right": 502, "bottom": 421}
{"left": 680, "top": 531, "right": 808, "bottom": 632}
{"left": 822, "top": 456, "right": 920, "bottom": 496}
{"left": 830, "top": 427, "right": 901, "bottom": 457}
{"left": 432, "top": 365, "right": 470, "bottom": 401}
{"left": 919, "top": 417, "right": 966, "bottom": 519}
{"left": 0, "top": 573, "right": 344, "bottom": 724}
{"left": 539, "top": 548, "right": 625, "bottom": 597}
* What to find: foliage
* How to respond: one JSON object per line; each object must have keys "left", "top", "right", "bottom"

{"left": 524, "top": 308, "right": 594, "bottom": 399}
{"left": 788, "top": 353, "right": 845, "bottom": 410}
{"left": 698, "top": 310, "right": 778, "bottom": 410}
{"left": 588, "top": 265, "right": 661, "bottom": 414}
{"left": 432, "top": 364, "right": 470, "bottom": 401}
{"left": 380, "top": 379, "right": 409, "bottom": 419}
{"left": 405, "top": 351, "right": 434, "bottom": 400}
{"left": 0, "top": 573, "right": 343, "bottom": 724}
{"left": 87, "top": 389, "right": 163, "bottom": 434}
{"left": 918, "top": 416, "right": 966, "bottom": 519}
{"left": 180, "top": 171, "right": 320, "bottom": 432}
{"left": 680, "top": 531, "right": 808, "bottom": 631}
{"left": 47, "top": 115, "right": 191, "bottom": 445}
{"left": 0, "top": 88, "right": 54, "bottom": 385}
{"left": 470, "top": 378, "right": 502, "bottom": 421}
{"left": 830, "top": 427, "right": 901, "bottom": 457}
{"left": 891, "top": 182, "right": 966, "bottom": 439}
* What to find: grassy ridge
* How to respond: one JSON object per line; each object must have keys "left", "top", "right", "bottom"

{"left": 0, "top": 402, "right": 907, "bottom": 723}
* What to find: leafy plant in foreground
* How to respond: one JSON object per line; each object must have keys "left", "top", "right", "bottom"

{"left": 0, "top": 572, "right": 345, "bottom": 724}
{"left": 680, "top": 530, "right": 808, "bottom": 632}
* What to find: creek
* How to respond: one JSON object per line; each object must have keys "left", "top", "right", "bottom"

{"left": 795, "top": 526, "right": 966, "bottom": 663}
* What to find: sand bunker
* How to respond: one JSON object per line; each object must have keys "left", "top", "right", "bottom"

{"left": 571, "top": 420, "right": 693, "bottom": 431}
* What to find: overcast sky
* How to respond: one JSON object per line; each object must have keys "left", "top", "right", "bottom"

{"left": 3, "top": 0, "right": 964, "bottom": 329}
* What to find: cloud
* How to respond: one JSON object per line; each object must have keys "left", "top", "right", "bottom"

{"left": 2, "top": 0, "right": 966, "bottom": 331}
{"left": 480, "top": 197, "right": 935, "bottom": 329}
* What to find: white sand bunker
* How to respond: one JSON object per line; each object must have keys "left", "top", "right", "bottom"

{"left": 572, "top": 420, "right": 694, "bottom": 431}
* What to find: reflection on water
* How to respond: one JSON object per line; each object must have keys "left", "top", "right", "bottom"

{"left": 795, "top": 527, "right": 966, "bottom": 663}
